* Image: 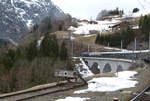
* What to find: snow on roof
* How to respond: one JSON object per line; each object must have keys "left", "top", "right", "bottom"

{"left": 74, "top": 71, "right": 137, "bottom": 94}
{"left": 68, "top": 26, "right": 76, "bottom": 30}
{"left": 56, "top": 97, "right": 90, "bottom": 101}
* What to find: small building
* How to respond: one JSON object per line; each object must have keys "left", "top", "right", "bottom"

{"left": 102, "top": 16, "right": 112, "bottom": 20}
{"left": 89, "top": 30, "right": 100, "bottom": 34}
{"left": 111, "top": 21, "right": 130, "bottom": 31}
{"left": 72, "top": 18, "right": 79, "bottom": 22}
{"left": 80, "top": 19, "right": 89, "bottom": 23}
{"left": 89, "top": 21, "right": 98, "bottom": 24}
{"left": 51, "top": 31, "right": 70, "bottom": 39}
{"left": 101, "top": 15, "right": 122, "bottom": 21}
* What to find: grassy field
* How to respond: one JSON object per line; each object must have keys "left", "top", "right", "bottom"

{"left": 75, "top": 34, "right": 97, "bottom": 45}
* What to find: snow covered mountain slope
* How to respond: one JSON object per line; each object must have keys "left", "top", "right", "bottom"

{"left": 0, "top": 0, "right": 68, "bottom": 42}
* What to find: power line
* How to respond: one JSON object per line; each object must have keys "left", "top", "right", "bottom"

{"left": 144, "top": 0, "right": 150, "bottom": 6}
{"left": 137, "top": 0, "right": 148, "bottom": 13}
{"left": 143, "top": 0, "right": 150, "bottom": 10}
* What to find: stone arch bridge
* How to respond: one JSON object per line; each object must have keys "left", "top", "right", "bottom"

{"left": 82, "top": 57, "right": 133, "bottom": 73}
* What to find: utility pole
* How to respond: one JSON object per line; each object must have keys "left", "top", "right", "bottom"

{"left": 69, "top": 30, "right": 74, "bottom": 57}
{"left": 148, "top": 33, "right": 150, "bottom": 57}
{"left": 132, "top": 46, "right": 134, "bottom": 63}
{"left": 108, "top": 42, "right": 110, "bottom": 47}
{"left": 139, "top": 44, "right": 142, "bottom": 60}
{"left": 121, "top": 40, "right": 123, "bottom": 49}
{"left": 88, "top": 44, "right": 90, "bottom": 53}
{"left": 149, "top": 33, "right": 150, "bottom": 51}
{"left": 95, "top": 45, "right": 96, "bottom": 52}
{"left": 134, "top": 37, "right": 136, "bottom": 51}
{"left": 72, "top": 40, "right": 74, "bottom": 57}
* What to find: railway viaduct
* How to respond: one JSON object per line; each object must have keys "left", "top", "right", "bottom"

{"left": 80, "top": 50, "right": 150, "bottom": 73}
{"left": 82, "top": 57, "right": 133, "bottom": 73}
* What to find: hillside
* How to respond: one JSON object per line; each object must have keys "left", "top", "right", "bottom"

{"left": 0, "top": 0, "right": 70, "bottom": 43}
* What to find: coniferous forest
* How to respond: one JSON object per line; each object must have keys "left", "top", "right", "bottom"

{"left": 0, "top": 17, "right": 71, "bottom": 93}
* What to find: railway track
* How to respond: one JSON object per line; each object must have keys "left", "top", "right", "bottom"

{"left": 131, "top": 85, "right": 150, "bottom": 101}
{"left": 0, "top": 82, "right": 84, "bottom": 101}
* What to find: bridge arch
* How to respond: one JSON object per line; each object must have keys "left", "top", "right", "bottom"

{"left": 117, "top": 65, "right": 123, "bottom": 72}
{"left": 103, "top": 63, "right": 112, "bottom": 73}
{"left": 91, "top": 62, "right": 100, "bottom": 74}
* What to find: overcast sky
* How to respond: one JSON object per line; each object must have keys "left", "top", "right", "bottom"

{"left": 52, "top": 0, "right": 150, "bottom": 19}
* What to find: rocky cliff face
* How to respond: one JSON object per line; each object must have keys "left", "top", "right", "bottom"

{"left": 0, "top": 0, "right": 69, "bottom": 42}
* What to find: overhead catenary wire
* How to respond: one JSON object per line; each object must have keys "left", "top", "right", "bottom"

{"left": 137, "top": 0, "right": 148, "bottom": 13}
{"left": 143, "top": 0, "right": 150, "bottom": 6}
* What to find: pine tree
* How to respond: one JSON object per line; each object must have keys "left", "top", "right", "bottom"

{"left": 60, "top": 41, "right": 68, "bottom": 60}
{"left": 26, "top": 40, "right": 38, "bottom": 61}
{"left": 1, "top": 49, "right": 16, "bottom": 70}
{"left": 133, "top": 8, "right": 139, "bottom": 13}
{"left": 40, "top": 34, "right": 50, "bottom": 57}
{"left": 49, "top": 35, "right": 59, "bottom": 58}
{"left": 140, "top": 15, "right": 150, "bottom": 40}
{"left": 95, "top": 34, "right": 100, "bottom": 44}
{"left": 14, "top": 48, "right": 22, "bottom": 60}
{"left": 33, "top": 23, "right": 39, "bottom": 32}
{"left": 2, "top": 55, "right": 13, "bottom": 70}
{"left": 7, "top": 49, "right": 15, "bottom": 62}
{"left": 41, "top": 17, "right": 52, "bottom": 33}
{"left": 40, "top": 34, "right": 59, "bottom": 58}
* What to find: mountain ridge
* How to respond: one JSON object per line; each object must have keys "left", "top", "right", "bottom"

{"left": 0, "top": 0, "right": 69, "bottom": 43}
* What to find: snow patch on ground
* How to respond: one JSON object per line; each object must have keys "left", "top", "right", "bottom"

{"left": 37, "top": 36, "right": 45, "bottom": 47}
{"left": 26, "top": 20, "right": 33, "bottom": 28}
{"left": 56, "top": 97, "right": 90, "bottom": 101}
{"left": 17, "top": 0, "right": 40, "bottom": 7}
{"left": 132, "top": 26, "right": 139, "bottom": 29}
{"left": 68, "top": 26, "right": 76, "bottom": 31}
{"left": 104, "top": 47, "right": 129, "bottom": 52}
{"left": 34, "top": 13, "right": 39, "bottom": 16}
{"left": 37, "top": 40, "right": 42, "bottom": 48}
{"left": 69, "top": 19, "right": 120, "bottom": 35}
{"left": 75, "top": 58, "right": 93, "bottom": 78}
{"left": 70, "top": 36, "right": 75, "bottom": 40}
{"left": 74, "top": 71, "right": 137, "bottom": 94}
{"left": 68, "top": 10, "right": 150, "bottom": 35}
{"left": 19, "top": 10, "right": 26, "bottom": 16}
{"left": 83, "top": 34, "right": 96, "bottom": 37}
